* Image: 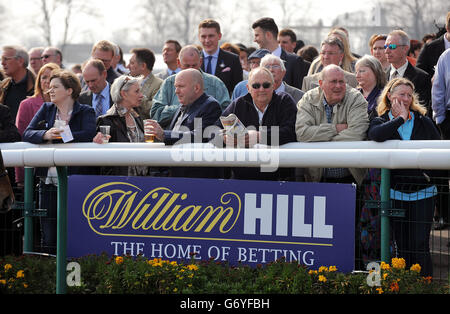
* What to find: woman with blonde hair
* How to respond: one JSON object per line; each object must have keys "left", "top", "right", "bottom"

{"left": 328, "top": 28, "right": 358, "bottom": 72}
{"left": 368, "top": 77, "right": 440, "bottom": 277}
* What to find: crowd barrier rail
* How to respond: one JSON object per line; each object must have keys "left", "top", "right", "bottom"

{"left": 1, "top": 140, "right": 450, "bottom": 294}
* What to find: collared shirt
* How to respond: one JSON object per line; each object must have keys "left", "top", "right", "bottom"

{"left": 432, "top": 48, "right": 450, "bottom": 124}
{"left": 444, "top": 33, "right": 450, "bottom": 50}
{"left": 93, "top": 83, "right": 110, "bottom": 116}
{"left": 322, "top": 98, "right": 351, "bottom": 179}
{"left": 253, "top": 101, "right": 268, "bottom": 125}
{"left": 168, "top": 67, "right": 181, "bottom": 76}
{"left": 389, "top": 61, "right": 409, "bottom": 80}
{"left": 388, "top": 111, "right": 414, "bottom": 140}
{"left": 271, "top": 45, "right": 282, "bottom": 58}
{"left": 203, "top": 48, "right": 220, "bottom": 75}
{"left": 275, "top": 82, "right": 286, "bottom": 94}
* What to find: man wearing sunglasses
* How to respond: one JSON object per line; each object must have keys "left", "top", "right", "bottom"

{"left": 41, "top": 46, "right": 64, "bottom": 68}
{"left": 385, "top": 30, "right": 431, "bottom": 116}
{"left": 216, "top": 67, "right": 297, "bottom": 181}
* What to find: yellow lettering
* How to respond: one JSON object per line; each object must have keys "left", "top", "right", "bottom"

{"left": 81, "top": 182, "right": 242, "bottom": 236}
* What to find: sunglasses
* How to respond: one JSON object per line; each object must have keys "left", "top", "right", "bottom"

{"left": 41, "top": 54, "right": 55, "bottom": 59}
{"left": 384, "top": 44, "right": 405, "bottom": 50}
{"left": 251, "top": 82, "right": 272, "bottom": 89}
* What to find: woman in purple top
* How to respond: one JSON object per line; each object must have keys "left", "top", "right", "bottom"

{"left": 355, "top": 55, "right": 386, "bottom": 267}
{"left": 355, "top": 55, "right": 386, "bottom": 121}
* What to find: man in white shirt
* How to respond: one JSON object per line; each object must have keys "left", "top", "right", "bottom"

{"left": 198, "top": 19, "right": 243, "bottom": 95}
{"left": 251, "top": 17, "right": 309, "bottom": 89}
{"left": 385, "top": 30, "right": 431, "bottom": 115}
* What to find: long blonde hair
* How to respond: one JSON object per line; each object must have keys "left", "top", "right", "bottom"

{"left": 377, "top": 77, "right": 427, "bottom": 116}
{"left": 328, "top": 28, "right": 357, "bottom": 73}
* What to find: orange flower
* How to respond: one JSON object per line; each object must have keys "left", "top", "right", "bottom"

{"left": 389, "top": 281, "right": 399, "bottom": 292}
{"left": 115, "top": 256, "right": 124, "bottom": 265}
{"left": 391, "top": 258, "right": 406, "bottom": 269}
{"left": 410, "top": 264, "right": 421, "bottom": 273}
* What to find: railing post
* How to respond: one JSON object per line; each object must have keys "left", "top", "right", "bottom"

{"left": 56, "top": 166, "right": 68, "bottom": 294}
{"left": 23, "top": 167, "right": 34, "bottom": 253}
{"left": 380, "top": 168, "right": 391, "bottom": 263}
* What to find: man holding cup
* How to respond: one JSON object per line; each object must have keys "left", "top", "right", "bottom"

{"left": 145, "top": 68, "right": 221, "bottom": 145}
{"left": 145, "top": 68, "right": 222, "bottom": 178}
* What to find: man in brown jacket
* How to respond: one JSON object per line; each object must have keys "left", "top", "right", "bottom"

{"left": 0, "top": 45, "right": 35, "bottom": 121}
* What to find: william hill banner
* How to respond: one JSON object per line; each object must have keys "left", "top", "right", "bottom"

{"left": 67, "top": 176, "right": 356, "bottom": 272}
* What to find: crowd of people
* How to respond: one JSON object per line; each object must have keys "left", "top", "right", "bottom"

{"left": 1, "top": 13, "right": 450, "bottom": 274}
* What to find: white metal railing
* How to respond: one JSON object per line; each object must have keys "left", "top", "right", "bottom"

{"left": 2, "top": 141, "right": 450, "bottom": 170}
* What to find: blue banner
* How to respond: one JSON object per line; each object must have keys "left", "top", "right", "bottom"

{"left": 67, "top": 176, "right": 356, "bottom": 272}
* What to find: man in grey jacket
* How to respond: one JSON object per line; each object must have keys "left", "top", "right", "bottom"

{"left": 295, "top": 64, "right": 369, "bottom": 184}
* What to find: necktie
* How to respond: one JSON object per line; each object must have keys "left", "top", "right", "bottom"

{"left": 206, "top": 56, "right": 213, "bottom": 74}
{"left": 172, "top": 106, "right": 187, "bottom": 132}
{"left": 392, "top": 70, "right": 399, "bottom": 80}
{"left": 95, "top": 94, "right": 104, "bottom": 117}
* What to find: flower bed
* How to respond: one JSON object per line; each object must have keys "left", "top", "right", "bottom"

{"left": 0, "top": 254, "right": 448, "bottom": 294}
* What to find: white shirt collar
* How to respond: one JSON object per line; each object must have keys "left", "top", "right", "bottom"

{"left": 253, "top": 101, "right": 268, "bottom": 125}
{"left": 271, "top": 45, "right": 282, "bottom": 57}
{"left": 390, "top": 60, "right": 409, "bottom": 78}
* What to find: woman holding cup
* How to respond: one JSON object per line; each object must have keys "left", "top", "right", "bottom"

{"left": 93, "top": 75, "right": 151, "bottom": 176}
{"left": 23, "top": 69, "right": 96, "bottom": 253}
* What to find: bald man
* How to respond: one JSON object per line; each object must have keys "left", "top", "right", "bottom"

{"left": 150, "top": 45, "right": 230, "bottom": 129}
{"left": 296, "top": 64, "right": 369, "bottom": 184}
{"left": 147, "top": 68, "right": 221, "bottom": 144}
{"left": 146, "top": 68, "right": 222, "bottom": 178}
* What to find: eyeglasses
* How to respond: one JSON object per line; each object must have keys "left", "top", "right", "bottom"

{"left": 320, "top": 51, "right": 339, "bottom": 56}
{"left": 1, "top": 56, "right": 16, "bottom": 62}
{"left": 251, "top": 82, "right": 272, "bottom": 89}
{"left": 384, "top": 44, "right": 406, "bottom": 50}
{"left": 264, "top": 64, "right": 281, "bottom": 70}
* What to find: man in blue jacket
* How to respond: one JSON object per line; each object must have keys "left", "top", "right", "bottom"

{"left": 145, "top": 68, "right": 222, "bottom": 178}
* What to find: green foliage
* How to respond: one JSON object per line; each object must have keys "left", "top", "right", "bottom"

{"left": 0, "top": 254, "right": 448, "bottom": 294}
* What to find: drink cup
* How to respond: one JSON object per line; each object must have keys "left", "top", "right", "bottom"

{"left": 54, "top": 120, "right": 66, "bottom": 139}
{"left": 99, "top": 125, "right": 110, "bottom": 143}
{"left": 143, "top": 119, "right": 155, "bottom": 143}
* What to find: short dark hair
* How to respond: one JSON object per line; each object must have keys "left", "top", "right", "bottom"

{"left": 278, "top": 28, "right": 297, "bottom": 42}
{"left": 130, "top": 48, "right": 156, "bottom": 71}
{"left": 50, "top": 69, "right": 81, "bottom": 100}
{"left": 165, "top": 40, "right": 182, "bottom": 53}
{"left": 198, "top": 19, "right": 221, "bottom": 33}
{"left": 252, "top": 17, "right": 278, "bottom": 38}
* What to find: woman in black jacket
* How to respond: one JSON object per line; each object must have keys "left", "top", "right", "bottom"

{"left": 368, "top": 77, "right": 440, "bottom": 276}
{"left": 93, "top": 75, "right": 148, "bottom": 176}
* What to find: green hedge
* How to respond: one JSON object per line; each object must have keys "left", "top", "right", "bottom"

{"left": 1, "top": 254, "right": 448, "bottom": 294}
